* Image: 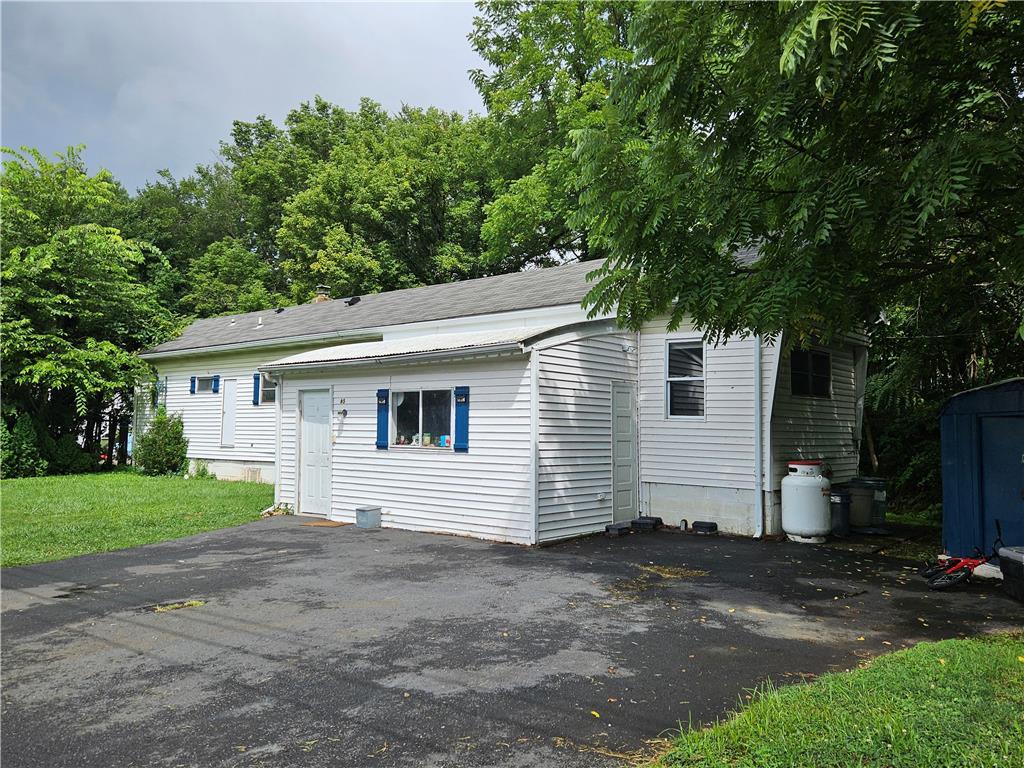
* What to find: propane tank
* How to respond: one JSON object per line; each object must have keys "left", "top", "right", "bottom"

{"left": 781, "top": 460, "right": 831, "bottom": 543}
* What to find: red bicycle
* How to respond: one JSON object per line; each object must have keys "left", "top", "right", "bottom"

{"left": 919, "top": 520, "right": 1004, "bottom": 591}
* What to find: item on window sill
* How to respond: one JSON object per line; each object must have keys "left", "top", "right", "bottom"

{"left": 422, "top": 432, "right": 432, "bottom": 447}
{"left": 412, "top": 434, "right": 421, "bottom": 446}
{"left": 438, "top": 434, "right": 450, "bottom": 448}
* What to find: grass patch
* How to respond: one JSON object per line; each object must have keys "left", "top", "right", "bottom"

{"left": 653, "top": 634, "right": 1024, "bottom": 768}
{"left": 1, "top": 472, "right": 273, "bottom": 567}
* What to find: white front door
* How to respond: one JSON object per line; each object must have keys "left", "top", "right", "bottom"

{"left": 300, "top": 390, "right": 331, "bottom": 516}
{"left": 611, "top": 381, "right": 638, "bottom": 522}
{"left": 220, "top": 378, "right": 237, "bottom": 447}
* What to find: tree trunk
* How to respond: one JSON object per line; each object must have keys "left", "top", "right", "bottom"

{"left": 864, "top": 417, "right": 880, "bottom": 475}
{"left": 104, "top": 411, "right": 116, "bottom": 469}
{"left": 116, "top": 414, "right": 129, "bottom": 465}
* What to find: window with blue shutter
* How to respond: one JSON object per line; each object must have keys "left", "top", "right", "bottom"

{"left": 212, "top": 375, "right": 220, "bottom": 394}
{"left": 375, "top": 389, "right": 389, "bottom": 449}
{"left": 252, "top": 373, "right": 261, "bottom": 405}
{"left": 190, "top": 376, "right": 197, "bottom": 395}
{"left": 454, "top": 386, "right": 470, "bottom": 452}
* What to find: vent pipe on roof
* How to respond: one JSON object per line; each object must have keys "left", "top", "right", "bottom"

{"left": 313, "top": 285, "right": 331, "bottom": 303}
{"left": 256, "top": 316, "right": 263, "bottom": 329}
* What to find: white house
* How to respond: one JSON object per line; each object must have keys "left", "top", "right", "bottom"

{"left": 139, "top": 259, "right": 868, "bottom": 544}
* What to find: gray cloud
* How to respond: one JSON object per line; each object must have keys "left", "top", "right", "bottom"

{"left": 1, "top": 1, "right": 485, "bottom": 191}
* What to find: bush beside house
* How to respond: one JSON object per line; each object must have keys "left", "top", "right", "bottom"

{"left": 132, "top": 408, "right": 189, "bottom": 476}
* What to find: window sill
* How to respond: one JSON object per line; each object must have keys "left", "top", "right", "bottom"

{"left": 389, "top": 445, "right": 454, "bottom": 452}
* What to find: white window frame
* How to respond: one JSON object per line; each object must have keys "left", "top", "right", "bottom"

{"left": 389, "top": 387, "right": 455, "bottom": 450}
{"left": 790, "top": 347, "right": 833, "bottom": 399}
{"left": 196, "top": 376, "right": 215, "bottom": 394}
{"left": 664, "top": 338, "right": 707, "bottom": 421}
{"left": 259, "top": 372, "right": 277, "bottom": 405}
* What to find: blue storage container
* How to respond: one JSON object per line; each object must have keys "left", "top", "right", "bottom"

{"left": 939, "top": 378, "right": 1023, "bottom": 557}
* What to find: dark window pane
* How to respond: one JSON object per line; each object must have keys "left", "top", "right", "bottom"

{"left": 421, "top": 390, "right": 451, "bottom": 447}
{"left": 811, "top": 351, "right": 831, "bottom": 377}
{"left": 392, "top": 391, "right": 419, "bottom": 445}
{"left": 792, "top": 373, "right": 811, "bottom": 397}
{"left": 811, "top": 374, "right": 831, "bottom": 398}
{"left": 791, "top": 349, "right": 810, "bottom": 377}
{"left": 668, "top": 343, "right": 703, "bottom": 377}
{"left": 669, "top": 380, "right": 704, "bottom": 417}
{"left": 791, "top": 349, "right": 831, "bottom": 398}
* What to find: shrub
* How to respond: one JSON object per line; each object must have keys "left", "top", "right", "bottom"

{"left": 0, "top": 414, "right": 48, "bottom": 479}
{"left": 133, "top": 408, "right": 188, "bottom": 476}
{"left": 48, "top": 434, "right": 98, "bottom": 475}
{"left": 191, "top": 459, "right": 216, "bottom": 480}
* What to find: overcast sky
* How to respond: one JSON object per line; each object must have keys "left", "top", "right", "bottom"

{"left": 2, "top": 1, "right": 485, "bottom": 192}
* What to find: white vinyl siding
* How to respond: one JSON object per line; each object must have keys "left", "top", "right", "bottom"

{"left": 277, "top": 355, "right": 535, "bottom": 544}
{"left": 771, "top": 342, "right": 861, "bottom": 486}
{"left": 536, "top": 333, "right": 638, "bottom": 543}
{"left": 155, "top": 347, "right": 311, "bottom": 465}
{"left": 639, "top": 319, "right": 765, "bottom": 491}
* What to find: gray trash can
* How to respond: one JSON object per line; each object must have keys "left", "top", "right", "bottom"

{"left": 356, "top": 505, "right": 382, "bottom": 529}
{"left": 848, "top": 477, "right": 887, "bottom": 526}
{"left": 829, "top": 487, "right": 851, "bottom": 537}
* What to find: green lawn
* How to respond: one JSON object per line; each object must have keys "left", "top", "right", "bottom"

{"left": 1, "top": 472, "right": 273, "bottom": 567}
{"left": 654, "top": 634, "right": 1024, "bottom": 768}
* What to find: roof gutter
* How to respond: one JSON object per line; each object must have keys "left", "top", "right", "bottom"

{"left": 258, "top": 342, "right": 527, "bottom": 374}
{"left": 139, "top": 330, "right": 384, "bottom": 361}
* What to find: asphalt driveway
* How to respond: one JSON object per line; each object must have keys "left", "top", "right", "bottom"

{"left": 3, "top": 518, "right": 1022, "bottom": 768}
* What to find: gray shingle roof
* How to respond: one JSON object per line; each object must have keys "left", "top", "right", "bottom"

{"left": 142, "top": 259, "right": 606, "bottom": 356}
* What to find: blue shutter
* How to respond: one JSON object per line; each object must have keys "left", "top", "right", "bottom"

{"left": 375, "top": 389, "right": 389, "bottom": 449}
{"left": 454, "top": 386, "right": 470, "bottom": 453}
{"left": 253, "top": 373, "right": 261, "bottom": 406}
{"left": 212, "top": 375, "right": 220, "bottom": 394}
{"left": 189, "top": 376, "right": 196, "bottom": 395}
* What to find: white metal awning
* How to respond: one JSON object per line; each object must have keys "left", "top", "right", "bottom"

{"left": 262, "top": 327, "right": 546, "bottom": 372}
{"left": 260, "top": 320, "right": 620, "bottom": 373}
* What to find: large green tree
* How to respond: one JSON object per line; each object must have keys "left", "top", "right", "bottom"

{"left": 1, "top": 147, "right": 174, "bottom": 456}
{"left": 124, "top": 163, "right": 245, "bottom": 307}
{"left": 571, "top": 1, "right": 1023, "bottom": 346}
{"left": 470, "top": 0, "right": 633, "bottom": 270}
{"left": 276, "top": 104, "right": 496, "bottom": 299}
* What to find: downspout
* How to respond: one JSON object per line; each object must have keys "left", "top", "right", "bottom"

{"left": 635, "top": 329, "right": 643, "bottom": 515}
{"left": 530, "top": 348, "right": 540, "bottom": 546}
{"left": 754, "top": 335, "right": 764, "bottom": 539}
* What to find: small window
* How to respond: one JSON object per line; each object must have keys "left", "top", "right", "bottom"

{"left": 196, "top": 377, "right": 215, "bottom": 393}
{"left": 391, "top": 389, "right": 453, "bottom": 448}
{"left": 791, "top": 349, "right": 831, "bottom": 398}
{"left": 666, "top": 341, "right": 705, "bottom": 417}
{"left": 151, "top": 378, "right": 167, "bottom": 408}
{"left": 260, "top": 373, "right": 277, "bottom": 404}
